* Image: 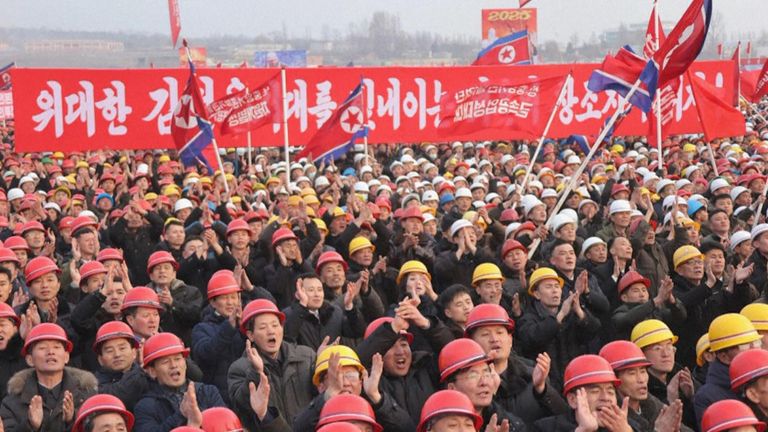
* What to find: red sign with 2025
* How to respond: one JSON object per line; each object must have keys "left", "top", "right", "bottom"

{"left": 11, "top": 61, "right": 735, "bottom": 151}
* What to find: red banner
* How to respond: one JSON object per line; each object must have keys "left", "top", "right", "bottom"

{"left": 168, "top": 0, "right": 181, "bottom": 48}
{"left": 0, "top": 91, "right": 12, "bottom": 121}
{"left": 9, "top": 62, "right": 737, "bottom": 152}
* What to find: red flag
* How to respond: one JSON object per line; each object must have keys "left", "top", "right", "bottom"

{"left": 747, "top": 41, "right": 753, "bottom": 56}
{"left": 643, "top": 1, "right": 666, "bottom": 59}
{"left": 731, "top": 43, "right": 741, "bottom": 107}
{"left": 742, "top": 70, "right": 760, "bottom": 103}
{"left": 752, "top": 59, "right": 768, "bottom": 101}
{"left": 168, "top": 0, "right": 181, "bottom": 48}
{"left": 688, "top": 70, "right": 745, "bottom": 141}
{"left": 717, "top": 43, "right": 723, "bottom": 58}
{"left": 171, "top": 61, "right": 209, "bottom": 149}
{"left": 213, "top": 75, "right": 282, "bottom": 136}
{"left": 472, "top": 31, "right": 531, "bottom": 66}
{"left": 519, "top": 0, "right": 532, "bottom": 6}
{"left": 239, "top": 60, "right": 248, "bottom": 68}
{"left": 647, "top": 77, "right": 682, "bottom": 149}
{"left": 437, "top": 74, "right": 566, "bottom": 139}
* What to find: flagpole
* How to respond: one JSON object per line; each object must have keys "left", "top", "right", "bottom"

{"left": 183, "top": 39, "right": 230, "bottom": 196}
{"left": 247, "top": 131, "right": 253, "bottom": 169}
{"left": 742, "top": 95, "right": 768, "bottom": 124}
{"left": 527, "top": 78, "right": 645, "bottom": 259}
{"left": 362, "top": 80, "right": 370, "bottom": 167}
{"left": 280, "top": 66, "right": 290, "bottom": 171}
{"left": 520, "top": 74, "right": 571, "bottom": 192}
{"left": 652, "top": 0, "right": 664, "bottom": 173}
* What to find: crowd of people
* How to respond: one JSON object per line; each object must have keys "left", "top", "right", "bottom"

{"left": 3, "top": 108, "right": 768, "bottom": 431}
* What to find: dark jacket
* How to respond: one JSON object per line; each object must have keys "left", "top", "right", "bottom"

{"left": 147, "top": 279, "right": 204, "bottom": 345}
{"left": 0, "top": 367, "right": 98, "bottom": 432}
{"left": 693, "top": 359, "right": 737, "bottom": 426}
{"left": 282, "top": 301, "right": 364, "bottom": 351}
{"left": 0, "top": 335, "right": 27, "bottom": 402}
{"left": 109, "top": 212, "right": 164, "bottom": 285}
{"left": 69, "top": 290, "right": 119, "bottom": 371}
{"left": 434, "top": 247, "right": 495, "bottom": 292}
{"left": 95, "top": 362, "right": 152, "bottom": 411}
{"left": 191, "top": 306, "right": 247, "bottom": 403}
{"left": 495, "top": 354, "right": 570, "bottom": 426}
{"left": 292, "top": 391, "right": 417, "bottom": 432}
{"left": 133, "top": 381, "right": 225, "bottom": 432}
{"left": 227, "top": 342, "right": 316, "bottom": 429}
{"left": 670, "top": 273, "right": 713, "bottom": 368}
{"left": 480, "top": 401, "right": 527, "bottom": 432}
{"left": 263, "top": 260, "right": 314, "bottom": 310}
{"left": 610, "top": 299, "right": 687, "bottom": 342}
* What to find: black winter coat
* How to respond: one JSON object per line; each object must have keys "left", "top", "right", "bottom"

{"left": 109, "top": 212, "right": 164, "bottom": 285}
{"left": 0, "top": 334, "right": 26, "bottom": 402}
{"left": 282, "top": 301, "right": 364, "bottom": 351}
{"left": 133, "top": 381, "right": 225, "bottom": 432}
{"left": 95, "top": 362, "right": 151, "bottom": 411}
{"left": 191, "top": 306, "right": 247, "bottom": 403}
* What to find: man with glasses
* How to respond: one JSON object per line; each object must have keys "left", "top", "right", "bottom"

{"left": 694, "top": 313, "right": 763, "bottom": 425}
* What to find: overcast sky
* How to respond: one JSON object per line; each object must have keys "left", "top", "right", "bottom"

{"left": 2, "top": 0, "right": 766, "bottom": 43}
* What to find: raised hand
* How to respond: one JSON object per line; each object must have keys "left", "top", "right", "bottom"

{"left": 28, "top": 395, "right": 43, "bottom": 431}
{"left": 344, "top": 278, "right": 361, "bottom": 311}
{"left": 62, "top": 390, "right": 75, "bottom": 423}
{"left": 483, "top": 414, "right": 510, "bottom": 432}
{"left": 363, "top": 353, "right": 383, "bottom": 404}
{"left": 654, "top": 399, "right": 683, "bottom": 432}
{"left": 316, "top": 336, "right": 339, "bottom": 357}
{"left": 295, "top": 279, "right": 309, "bottom": 308}
{"left": 180, "top": 382, "right": 203, "bottom": 427}
{"left": 574, "top": 388, "right": 598, "bottom": 432}
{"left": 249, "top": 372, "right": 271, "bottom": 421}
{"left": 532, "top": 352, "right": 551, "bottom": 394}
{"left": 595, "top": 397, "right": 631, "bottom": 432}
{"left": 246, "top": 341, "right": 264, "bottom": 373}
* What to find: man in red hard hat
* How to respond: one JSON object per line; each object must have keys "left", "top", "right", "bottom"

{"left": 0, "top": 323, "right": 97, "bottom": 431}
{"left": 0, "top": 303, "right": 25, "bottom": 402}
{"left": 317, "top": 249, "right": 385, "bottom": 325}
{"left": 60, "top": 215, "right": 100, "bottom": 297}
{"left": 133, "top": 332, "right": 225, "bottom": 431}
{"left": 91, "top": 320, "right": 149, "bottom": 412}
{"left": 16, "top": 256, "right": 76, "bottom": 343}
{"left": 73, "top": 394, "right": 134, "bottom": 432}
{"left": 417, "top": 390, "right": 483, "bottom": 432}
{"left": 146, "top": 250, "right": 203, "bottom": 344}
{"left": 263, "top": 227, "right": 313, "bottom": 309}
{"left": 730, "top": 349, "right": 768, "bottom": 424}
{"left": 532, "top": 354, "right": 632, "bottom": 432}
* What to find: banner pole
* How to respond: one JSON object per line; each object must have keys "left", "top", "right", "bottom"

{"left": 247, "top": 131, "right": 253, "bottom": 170}
{"left": 362, "top": 80, "right": 370, "bottom": 167}
{"left": 281, "top": 67, "right": 290, "bottom": 171}
{"left": 653, "top": 0, "right": 664, "bottom": 172}
{"left": 527, "top": 78, "right": 644, "bottom": 259}
{"left": 742, "top": 95, "right": 768, "bottom": 124}
{"left": 520, "top": 74, "right": 571, "bottom": 192}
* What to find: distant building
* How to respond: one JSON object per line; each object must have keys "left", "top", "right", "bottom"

{"left": 24, "top": 40, "right": 124, "bottom": 53}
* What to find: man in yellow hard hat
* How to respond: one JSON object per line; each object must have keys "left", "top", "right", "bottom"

{"left": 670, "top": 245, "right": 714, "bottom": 368}
{"left": 470, "top": 263, "right": 516, "bottom": 315}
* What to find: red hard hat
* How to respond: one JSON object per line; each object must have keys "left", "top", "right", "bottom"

{"left": 501, "top": 239, "right": 527, "bottom": 258}
{"left": 22, "top": 322, "right": 73, "bottom": 356}
{"left": 97, "top": 248, "right": 124, "bottom": 263}
{"left": 364, "top": 317, "right": 413, "bottom": 344}
{"left": 317, "top": 394, "right": 383, "bottom": 432}
{"left": 417, "top": 390, "right": 483, "bottom": 432}
{"left": 206, "top": 270, "right": 241, "bottom": 300}
{"left": 3, "top": 236, "right": 29, "bottom": 251}
{"left": 70, "top": 215, "right": 98, "bottom": 235}
{"left": 142, "top": 332, "right": 189, "bottom": 368}
{"left": 400, "top": 206, "right": 424, "bottom": 222}
{"left": 314, "top": 251, "right": 348, "bottom": 274}
{"left": 21, "top": 221, "right": 45, "bottom": 235}
{"left": 240, "top": 299, "right": 285, "bottom": 335}
{"left": 73, "top": 394, "right": 134, "bottom": 432}
{"left": 617, "top": 271, "right": 651, "bottom": 295}
{"left": 375, "top": 196, "right": 392, "bottom": 210}
{"left": 271, "top": 227, "right": 297, "bottom": 247}
{"left": 79, "top": 261, "right": 108, "bottom": 283}
{"left": 200, "top": 407, "right": 243, "bottom": 432}
{"left": 701, "top": 399, "right": 766, "bottom": 432}
{"left": 0, "top": 302, "right": 19, "bottom": 326}
{"left": 58, "top": 217, "right": 74, "bottom": 231}
{"left": 500, "top": 208, "right": 519, "bottom": 223}
{"left": 93, "top": 321, "right": 138, "bottom": 353}
{"left": 730, "top": 349, "right": 768, "bottom": 391}
{"left": 0, "top": 247, "right": 20, "bottom": 265}
{"left": 120, "top": 287, "right": 163, "bottom": 311}
{"left": 562, "top": 354, "right": 620, "bottom": 395}
{"left": 24, "top": 256, "right": 61, "bottom": 283}
{"left": 226, "top": 219, "right": 253, "bottom": 237}
{"left": 146, "top": 251, "right": 179, "bottom": 273}
{"left": 464, "top": 304, "right": 515, "bottom": 337}
{"left": 611, "top": 183, "right": 630, "bottom": 197}
{"left": 598, "top": 340, "right": 651, "bottom": 372}
{"left": 438, "top": 338, "right": 491, "bottom": 382}
{"left": 317, "top": 423, "right": 361, "bottom": 432}
{"left": 244, "top": 210, "right": 267, "bottom": 222}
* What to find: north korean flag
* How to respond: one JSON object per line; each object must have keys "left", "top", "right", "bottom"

{"left": 473, "top": 30, "right": 532, "bottom": 66}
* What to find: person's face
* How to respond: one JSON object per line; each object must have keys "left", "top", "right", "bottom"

{"left": 249, "top": 220, "right": 264, "bottom": 241}
{"left": 183, "top": 239, "right": 205, "bottom": 258}
{"left": 351, "top": 248, "right": 374, "bottom": 267}
{"left": 529, "top": 205, "right": 547, "bottom": 224}
{"left": 13, "top": 250, "right": 28, "bottom": 269}
{"left": 755, "top": 234, "right": 768, "bottom": 255}
{"left": 677, "top": 257, "right": 704, "bottom": 282}
{"left": 736, "top": 192, "right": 753, "bottom": 207}
{"left": 124, "top": 210, "right": 143, "bottom": 229}
{"left": 428, "top": 414, "right": 477, "bottom": 432}
{"left": 330, "top": 216, "right": 348, "bottom": 235}
{"left": 705, "top": 249, "right": 726, "bottom": 276}
{"left": 228, "top": 230, "right": 250, "bottom": 250}
{"left": 745, "top": 375, "right": 768, "bottom": 412}
{"left": 471, "top": 325, "right": 512, "bottom": 362}
{"left": 456, "top": 197, "right": 472, "bottom": 213}
{"left": 24, "top": 229, "right": 45, "bottom": 249}
{"left": 585, "top": 243, "right": 608, "bottom": 263}
{"left": 126, "top": 307, "right": 160, "bottom": 339}
{"left": 176, "top": 207, "right": 192, "bottom": 222}
{"left": 710, "top": 212, "right": 731, "bottom": 233}
{"left": 549, "top": 244, "right": 576, "bottom": 273}
{"left": 382, "top": 338, "right": 412, "bottom": 377}
{"left": 322, "top": 365, "right": 363, "bottom": 395}
{"left": 320, "top": 262, "right": 346, "bottom": 289}
{"left": 406, "top": 273, "right": 428, "bottom": 296}
{"left": 503, "top": 249, "right": 527, "bottom": 272}
{"left": 211, "top": 292, "right": 240, "bottom": 318}
{"left": 424, "top": 220, "right": 438, "bottom": 236}
{"left": 279, "top": 239, "right": 300, "bottom": 260}
{"left": 610, "top": 211, "right": 632, "bottom": 229}
{"left": 302, "top": 278, "right": 325, "bottom": 310}
{"left": 26, "top": 340, "right": 69, "bottom": 373}
{"left": 620, "top": 283, "right": 649, "bottom": 304}
{"left": 98, "top": 338, "right": 136, "bottom": 373}
{"left": 715, "top": 198, "right": 734, "bottom": 215}
{"left": 444, "top": 292, "right": 473, "bottom": 325}
{"left": 610, "top": 237, "right": 633, "bottom": 261}
{"left": 737, "top": 241, "right": 755, "bottom": 259}
{"left": 0, "top": 273, "right": 11, "bottom": 303}
{"left": 150, "top": 262, "right": 176, "bottom": 285}
{"left": 567, "top": 383, "right": 617, "bottom": 414}
{"left": 642, "top": 340, "right": 676, "bottom": 373}
{"left": 533, "top": 279, "right": 562, "bottom": 308}
{"left": 0, "top": 317, "right": 18, "bottom": 351}
{"left": 557, "top": 224, "right": 576, "bottom": 242}
{"left": 89, "top": 412, "right": 128, "bottom": 432}
{"left": 77, "top": 231, "right": 99, "bottom": 256}
{"left": 617, "top": 367, "right": 649, "bottom": 401}
{"left": 447, "top": 363, "right": 494, "bottom": 409}
{"left": 403, "top": 217, "right": 423, "bottom": 235}
{"left": 164, "top": 225, "right": 185, "bottom": 248}
{"left": 147, "top": 353, "right": 187, "bottom": 388}
{"left": 248, "top": 314, "right": 284, "bottom": 358}
{"left": 29, "top": 272, "right": 61, "bottom": 303}
{"left": 475, "top": 278, "right": 503, "bottom": 305}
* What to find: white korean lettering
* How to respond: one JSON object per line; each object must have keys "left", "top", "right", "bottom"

{"left": 143, "top": 77, "right": 179, "bottom": 135}
{"left": 308, "top": 80, "right": 336, "bottom": 128}
{"left": 95, "top": 81, "right": 133, "bottom": 135}
{"left": 32, "top": 81, "right": 64, "bottom": 137}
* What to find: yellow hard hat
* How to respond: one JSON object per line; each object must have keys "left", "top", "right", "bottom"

{"left": 313, "top": 218, "right": 328, "bottom": 233}
{"left": 162, "top": 186, "right": 181, "bottom": 197}
{"left": 397, "top": 260, "right": 430, "bottom": 284}
{"left": 287, "top": 195, "right": 302, "bottom": 207}
{"left": 708, "top": 313, "right": 761, "bottom": 352}
{"left": 305, "top": 207, "right": 316, "bottom": 217}
{"left": 611, "top": 144, "right": 624, "bottom": 153}
{"left": 463, "top": 211, "right": 486, "bottom": 230}
{"left": 313, "top": 345, "right": 364, "bottom": 386}
{"left": 673, "top": 245, "right": 704, "bottom": 270}
{"left": 683, "top": 144, "right": 696, "bottom": 153}
{"left": 631, "top": 319, "right": 678, "bottom": 349}
{"left": 159, "top": 155, "right": 171, "bottom": 163}
{"left": 265, "top": 177, "right": 280, "bottom": 186}
{"left": 420, "top": 205, "right": 436, "bottom": 217}
{"left": 301, "top": 188, "right": 317, "bottom": 197}
{"left": 349, "top": 236, "right": 375, "bottom": 255}
{"left": 472, "top": 263, "right": 503, "bottom": 286}
{"left": 231, "top": 196, "right": 242, "bottom": 204}
{"left": 527, "top": 267, "right": 564, "bottom": 295}
{"left": 696, "top": 334, "right": 710, "bottom": 367}
{"left": 331, "top": 207, "right": 346, "bottom": 218}
{"left": 76, "top": 161, "right": 89, "bottom": 170}
{"left": 741, "top": 303, "right": 768, "bottom": 331}
{"left": 52, "top": 152, "right": 65, "bottom": 159}
{"left": 145, "top": 192, "right": 158, "bottom": 201}
{"left": 303, "top": 195, "right": 320, "bottom": 206}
